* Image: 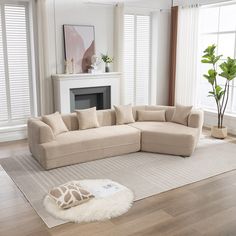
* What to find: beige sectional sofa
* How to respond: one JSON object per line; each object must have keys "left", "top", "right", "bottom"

{"left": 28, "top": 106, "right": 203, "bottom": 170}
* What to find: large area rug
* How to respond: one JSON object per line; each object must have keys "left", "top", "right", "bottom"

{"left": 1, "top": 136, "right": 236, "bottom": 228}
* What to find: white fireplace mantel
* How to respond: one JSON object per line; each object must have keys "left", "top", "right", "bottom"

{"left": 52, "top": 72, "right": 121, "bottom": 114}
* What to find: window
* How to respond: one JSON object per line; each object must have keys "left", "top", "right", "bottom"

{"left": 0, "top": 2, "right": 36, "bottom": 127}
{"left": 198, "top": 3, "right": 236, "bottom": 114}
{"left": 123, "top": 14, "right": 151, "bottom": 105}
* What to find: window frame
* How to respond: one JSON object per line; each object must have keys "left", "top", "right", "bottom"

{"left": 199, "top": 3, "right": 236, "bottom": 115}
{"left": 0, "top": 0, "right": 38, "bottom": 127}
{"left": 123, "top": 11, "right": 152, "bottom": 106}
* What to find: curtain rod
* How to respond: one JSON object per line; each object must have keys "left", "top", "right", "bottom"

{"left": 176, "top": 0, "right": 236, "bottom": 8}
{"left": 83, "top": 1, "right": 116, "bottom": 6}
{"left": 179, "top": 4, "right": 200, "bottom": 8}
{"left": 125, "top": 5, "right": 171, "bottom": 12}
{"left": 201, "top": 0, "right": 236, "bottom": 8}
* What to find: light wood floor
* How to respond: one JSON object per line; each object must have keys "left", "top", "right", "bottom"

{"left": 1, "top": 132, "right": 236, "bottom": 236}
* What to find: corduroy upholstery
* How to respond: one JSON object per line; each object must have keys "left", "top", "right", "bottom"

{"left": 28, "top": 106, "right": 203, "bottom": 170}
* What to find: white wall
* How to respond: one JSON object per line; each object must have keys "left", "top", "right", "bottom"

{"left": 53, "top": 0, "right": 114, "bottom": 74}
{"left": 43, "top": 0, "right": 115, "bottom": 113}
{"left": 44, "top": 0, "right": 172, "bottom": 113}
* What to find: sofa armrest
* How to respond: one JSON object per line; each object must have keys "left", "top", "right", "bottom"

{"left": 188, "top": 109, "right": 204, "bottom": 129}
{"left": 28, "top": 118, "right": 55, "bottom": 144}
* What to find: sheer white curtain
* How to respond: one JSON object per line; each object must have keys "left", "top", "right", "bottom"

{"left": 175, "top": 6, "right": 200, "bottom": 107}
{"left": 36, "top": 0, "right": 53, "bottom": 115}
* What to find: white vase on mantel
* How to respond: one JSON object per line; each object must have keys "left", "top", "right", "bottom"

{"left": 105, "top": 63, "right": 110, "bottom": 73}
{"left": 211, "top": 126, "right": 227, "bottom": 139}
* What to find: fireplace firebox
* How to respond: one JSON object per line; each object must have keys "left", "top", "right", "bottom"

{"left": 70, "top": 86, "right": 111, "bottom": 112}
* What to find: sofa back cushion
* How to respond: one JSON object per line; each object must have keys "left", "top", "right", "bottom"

{"left": 42, "top": 112, "right": 69, "bottom": 135}
{"left": 171, "top": 104, "right": 193, "bottom": 126}
{"left": 62, "top": 113, "right": 79, "bottom": 131}
{"left": 59, "top": 105, "right": 175, "bottom": 131}
{"left": 97, "top": 109, "right": 116, "bottom": 127}
{"left": 61, "top": 109, "right": 116, "bottom": 131}
{"left": 76, "top": 107, "right": 99, "bottom": 130}
{"left": 132, "top": 106, "right": 146, "bottom": 120}
{"left": 145, "top": 105, "right": 175, "bottom": 122}
{"left": 137, "top": 110, "right": 166, "bottom": 122}
{"left": 114, "top": 104, "right": 135, "bottom": 125}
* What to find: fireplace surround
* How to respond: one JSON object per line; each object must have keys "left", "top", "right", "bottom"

{"left": 52, "top": 72, "right": 121, "bottom": 113}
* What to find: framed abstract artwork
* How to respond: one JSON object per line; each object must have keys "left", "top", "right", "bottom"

{"left": 63, "top": 25, "right": 95, "bottom": 73}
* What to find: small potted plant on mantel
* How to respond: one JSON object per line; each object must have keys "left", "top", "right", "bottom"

{"left": 101, "top": 53, "right": 113, "bottom": 73}
{"left": 201, "top": 45, "right": 236, "bottom": 139}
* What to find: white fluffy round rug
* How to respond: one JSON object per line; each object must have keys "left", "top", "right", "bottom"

{"left": 43, "top": 179, "right": 134, "bottom": 223}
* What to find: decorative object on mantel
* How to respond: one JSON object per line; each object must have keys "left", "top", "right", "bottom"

{"left": 88, "top": 55, "right": 102, "bottom": 74}
{"left": 201, "top": 44, "right": 236, "bottom": 139}
{"left": 101, "top": 53, "right": 113, "bottom": 72}
{"left": 63, "top": 25, "right": 95, "bottom": 73}
{"left": 71, "top": 58, "right": 75, "bottom": 74}
{"left": 64, "top": 60, "right": 70, "bottom": 74}
{"left": 64, "top": 58, "right": 75, "bottom": 74}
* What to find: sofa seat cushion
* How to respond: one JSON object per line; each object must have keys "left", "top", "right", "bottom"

{"left": 39, "top": 125, "right": 140, "bottom": 168}
{"left": 129, "top": 122, "right": 198, "bottom": 156}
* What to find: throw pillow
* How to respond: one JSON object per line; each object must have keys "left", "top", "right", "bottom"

{"left": 42, "top": 112, "right": 68, "bottom": 136}
{"left": 137, "top": 110, "right": 166, "bottom": 122}
{"left": 76, "top": 107, "right": 99, "bottom": 130}
{"left": 49, "top": 181, "right": 94, "bottom": 209}
{"left": 171, "top": 104, "right": 193, "bottom": 126}
{"left": 114, "top": 104, "right": 135, "bottom": 125}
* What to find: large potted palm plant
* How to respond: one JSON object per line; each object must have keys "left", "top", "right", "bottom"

{"left": 201, "top": 44, "right": 236, "bottom": 139}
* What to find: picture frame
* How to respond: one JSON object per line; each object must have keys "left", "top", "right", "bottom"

{"left": 63, "top": 24, "right": 95, "bottom": 73}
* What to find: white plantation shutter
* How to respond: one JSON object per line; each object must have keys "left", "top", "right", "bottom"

{"left": 0, "top": 6, "right": 8, "bottom": 122}
{"left": 136, "top": 15, "right": 150, "bottom": 105}
{"left": 0, "top": 2, "right": 34, "bottom": 126}
{"left": 124, "top": 15, "right": 135, "bottom": 104}
{"left": 124, "top": 14, "right": 151, "bottom": 105}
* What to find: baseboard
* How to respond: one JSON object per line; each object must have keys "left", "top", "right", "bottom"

{"left": 204, "top": 110, "right": 236, "bottom": 136}
{"left": 0, "top": 125, "right": 27, "bottom": 142}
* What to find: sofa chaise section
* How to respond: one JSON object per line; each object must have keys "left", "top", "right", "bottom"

{"left": 129, "top": 122, "right": 199, "bottom": 156}
{"left": 129, "top": 108, "right": 203, "bottom": 156}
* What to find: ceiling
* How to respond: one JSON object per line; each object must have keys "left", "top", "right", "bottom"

{"left": 84, "top": 0, "right": 172, "bottom": 8}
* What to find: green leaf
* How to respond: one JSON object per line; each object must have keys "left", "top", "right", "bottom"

{"left": 214, "top": 85, "right": 224, "bottom": 101}
{"left": 213, "top": 55, "right": 223, "bottom": 64}
{"left": 203, "top": 74, "right": 214, "bottom": 85}
{"left": 203, "top": 69, "right": 217, "bottom": 85}
{"left": 203, "top": 45, "right": 216, "bottom": 55}
{"left": 208, "top": 69, "right": 217, "bottom": 77}
{"left": 207, "top": 91, "right": 216, "bottom": 98}
{"left": 215, "top": 85, "right": 222, "bottom": 93}
{"left": 219, "top": 57, "right": 236, "bottom": 81}
{"left": 201, "top": 45, "right": 222, "bottom": 66}
{"left": 201, "top": 59, "right": 212, "bottom": 64}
